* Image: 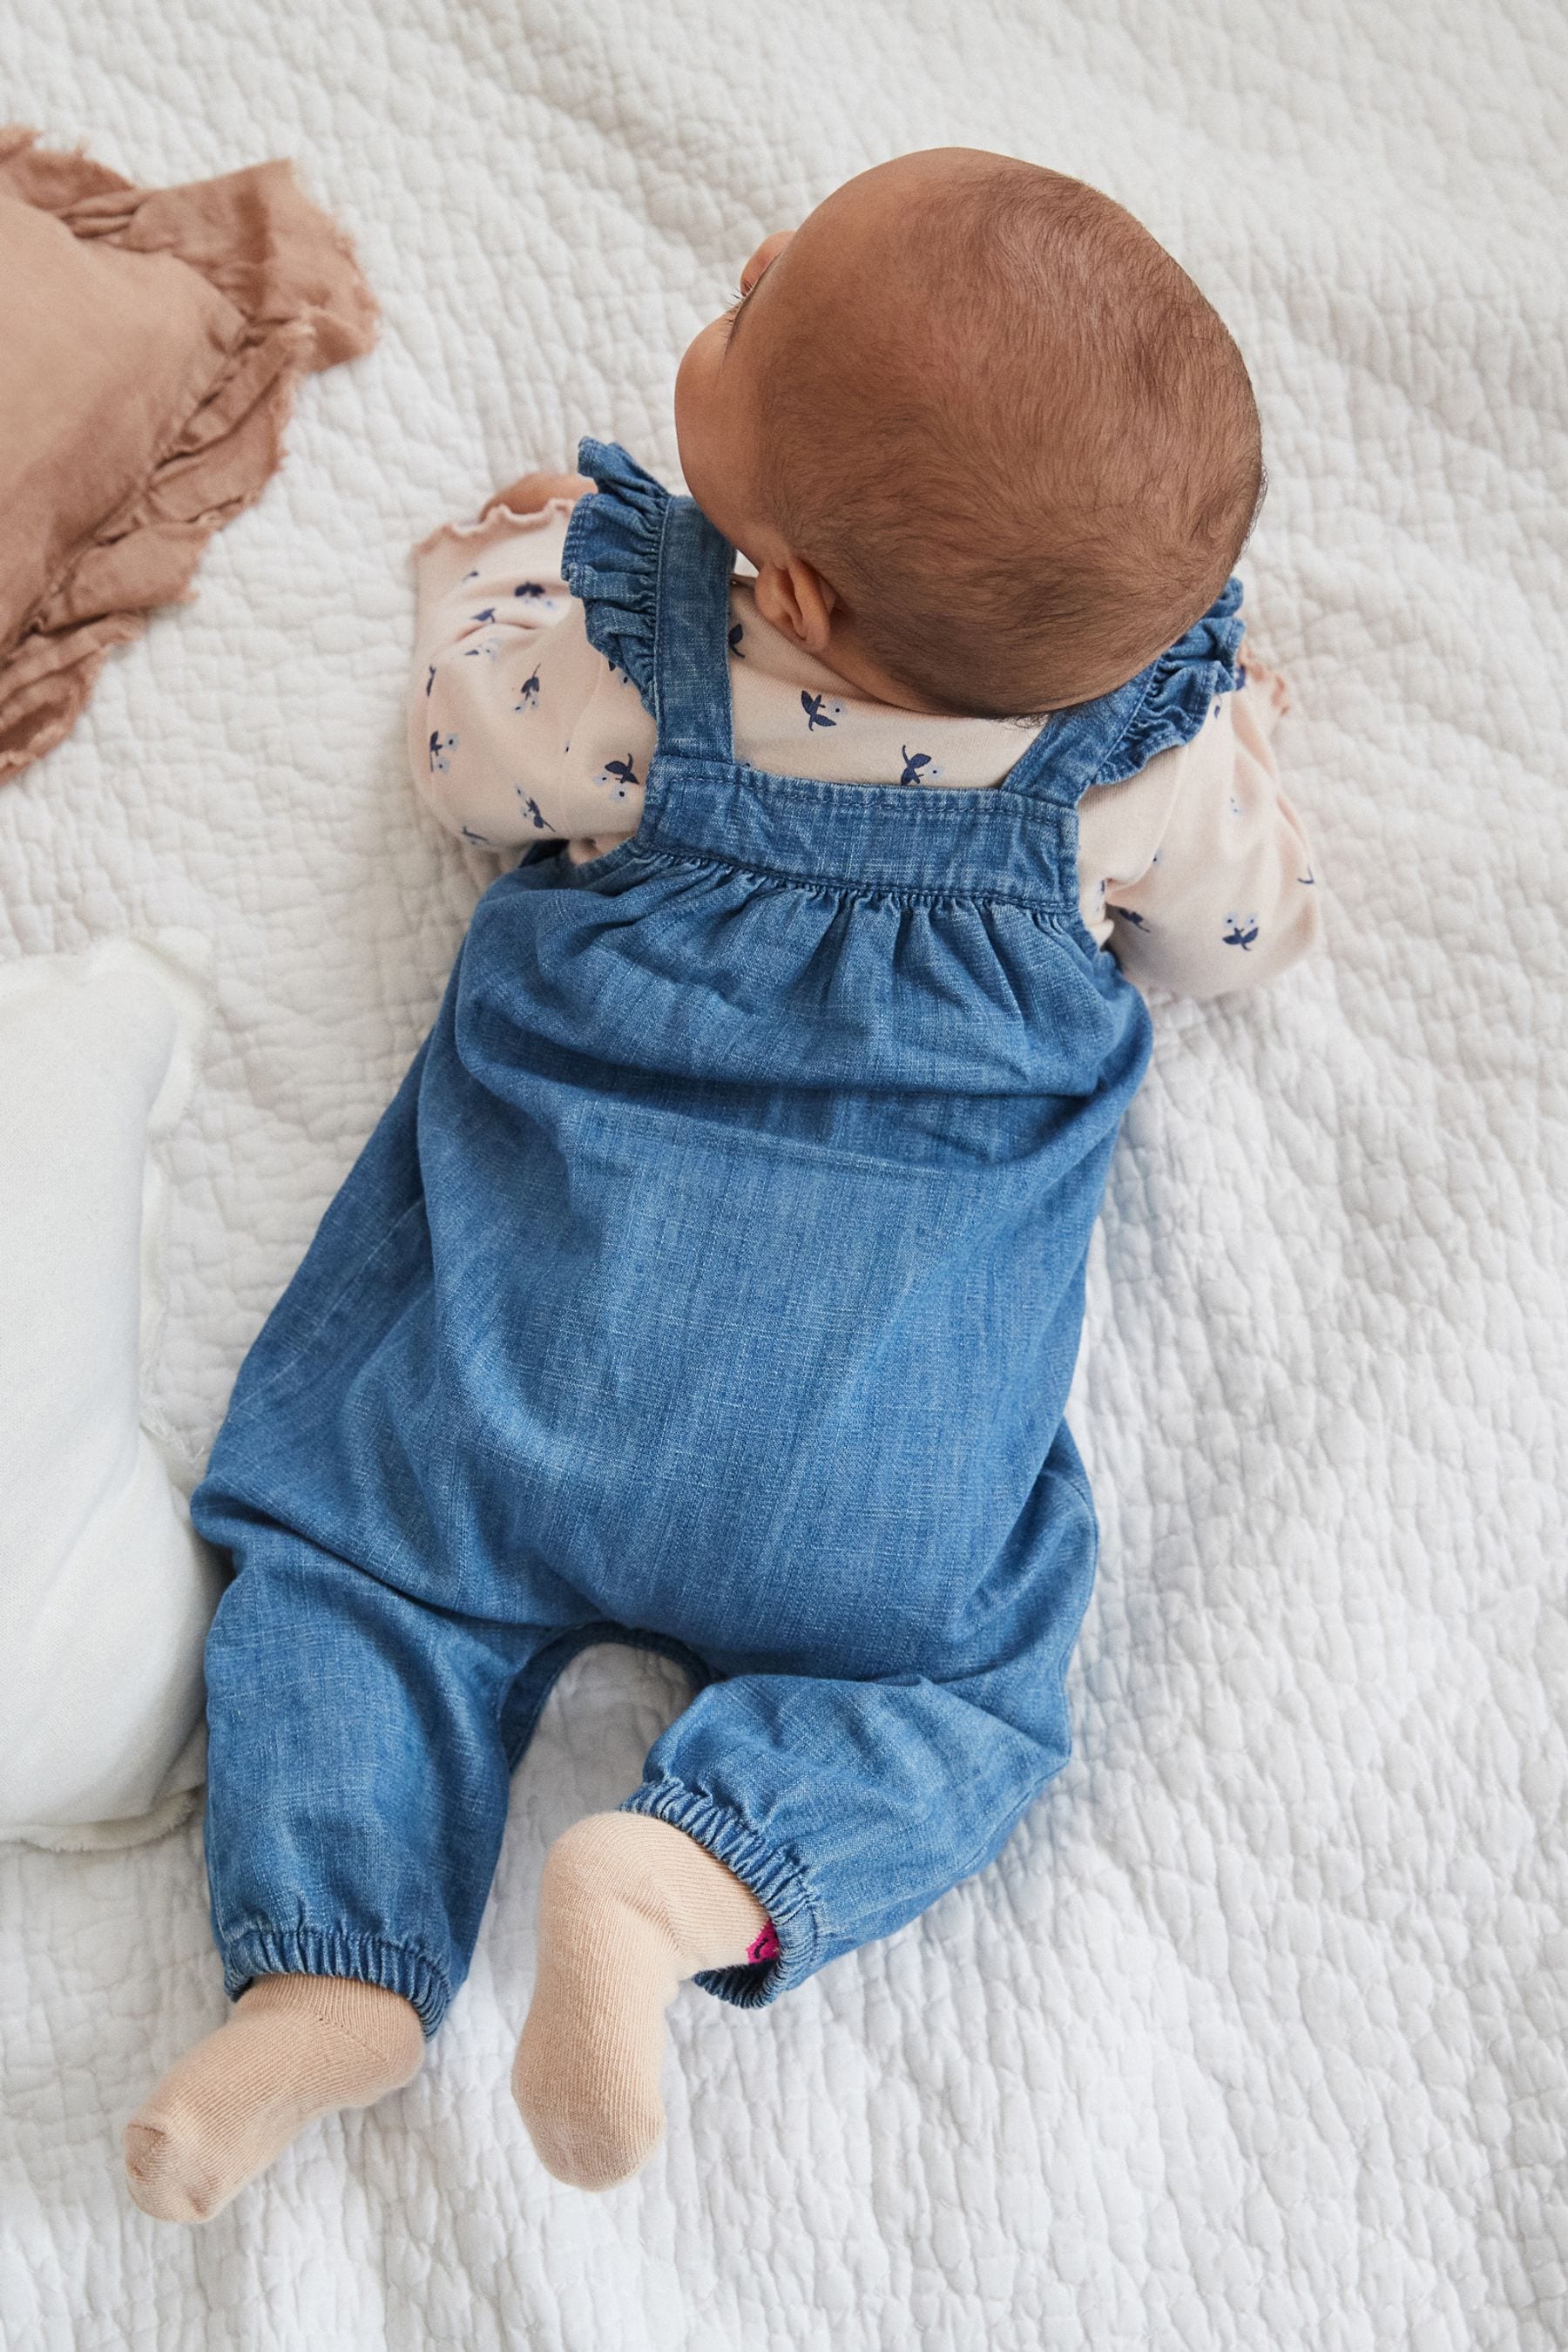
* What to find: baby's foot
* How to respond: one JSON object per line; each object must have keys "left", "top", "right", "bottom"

{"left": 512, "top": 1814, "right": 768, "bottom": 2190}
{"left": 124, "top": 1974, "right": 424, "bottom": 2223}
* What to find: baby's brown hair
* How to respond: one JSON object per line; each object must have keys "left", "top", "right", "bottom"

{"left": 760, "top": 157, "right": 1264, "bottom": 718}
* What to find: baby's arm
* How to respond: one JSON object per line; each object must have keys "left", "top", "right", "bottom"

{"left": 409, "top": 481, "right": 608, "bottom": 851}
{"left": 1092, "top": 659, "right": 1321, "bottom": 997}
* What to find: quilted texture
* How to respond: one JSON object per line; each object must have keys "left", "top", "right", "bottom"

{"left": 1, "top": 3, "right": 1563, "bottom": 2344}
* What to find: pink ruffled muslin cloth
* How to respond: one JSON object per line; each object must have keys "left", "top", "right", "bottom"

{"left": 0, "top": 128, "right": 378, "bottom": 783}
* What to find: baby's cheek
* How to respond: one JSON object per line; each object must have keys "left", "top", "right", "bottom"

{"left": 672, "top": 328, "right": 718, "bottom": 451}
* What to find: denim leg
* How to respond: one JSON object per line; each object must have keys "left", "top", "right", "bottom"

{"left": 202, "top": 1529, "right": 559, "bottom": 2034}
{"left": 622, "top": 1502, "right": 1098, "bottom": 2010}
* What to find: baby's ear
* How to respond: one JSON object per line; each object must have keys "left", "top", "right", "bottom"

{"left": 753, "top": 555, "right": 836, "bottom": 653}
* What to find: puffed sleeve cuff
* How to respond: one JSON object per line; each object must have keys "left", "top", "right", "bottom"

{"left": 1103, "top": 669, "right": 1323, "bottom": 1000}
{"left": 412, "top": 497, "right": 578, "bottom": 615}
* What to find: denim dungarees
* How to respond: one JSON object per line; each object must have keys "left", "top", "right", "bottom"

{"left": 192, "top": 441, "right": 1245, "bottom": 2030}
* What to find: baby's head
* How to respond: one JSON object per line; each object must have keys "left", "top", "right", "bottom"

{"left": 675, "top": 149, "right": 1263, "bottom": 718}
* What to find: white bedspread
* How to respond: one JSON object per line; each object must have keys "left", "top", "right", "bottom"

{"left": 3, "top": 3, "right": 1564, "bottom": 2343}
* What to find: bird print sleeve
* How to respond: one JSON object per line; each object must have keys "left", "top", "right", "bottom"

{"left": 1078, "top": 659, "right": 1321, "bottom": 998}
{"left": 409, "top": 497, "right": 656, "bottom": 856}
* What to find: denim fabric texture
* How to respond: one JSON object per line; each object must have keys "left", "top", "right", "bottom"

{"left": 192, "top": 440, "right": 1245, "bottom": 2032}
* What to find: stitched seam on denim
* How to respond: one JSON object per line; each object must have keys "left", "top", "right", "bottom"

{"left": 569, "top": 1093, "right": 987, "bottom": 1181}
{"left": 719, "top": 761, "right": 1074, "bottom": 809}
{"left": 211, "top": 1197, "right": 428, "bottom": 1428}
{"left": 491, "top": 1625, "right": 706, "bottom": 1767}
{"left": 560, "top": 493, "right": 592, "bottom": 605}
{"left": 647, "top": 493, "right": 688, "bottom": 761}
{"left": 692, "top": 762, "right": 1079, "bottom": 819}
{"left": 621, "top": 841, "right": 1082, "bottom": 917}
{"left": 554, "top": 824, "right": 1085, "bottom": 917}
{"left": 493, "top": 1628, "right": 597, "bottom": 1768}
{"left": 731, "top": 765, "right": 1021, "bottom": 808}
{"left": 606, "top": 1625, "right": 714, "bottom": 1689}
{"left": 950, "top": 1763, "right": 1072, "bottom": 1888}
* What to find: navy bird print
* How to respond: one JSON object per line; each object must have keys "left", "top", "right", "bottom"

{"left": 801, "top": 692, "right": 841, "bottom": 731}
{"left": 514, "top": 581, "right": 549, "bottom": 600}
{"left": 515, "top": 668, "right": 541, "bottom": 711}
{"left": 594, "top": 754, "right": 641, "bottom": 801}
{"left": 471, "top": 607, "right": 497, "bottom": 625}
{"left": 429, "top": 729, "right": 457, "bottom": 774}
{"left": 425, "top": 663, "right": 436, "bottom": 697}
{"left": 1222, "top": 910, "right": 1259, "bottom": 951}
{"left": 1106, "top": 904, "right": 1148, "bottom": 929}
{"left": 517, "top": 790, "right": 549, "bottom": 829}
{"left": 729, "top": 622, "right": 746, "bottom": 659}
{"left": 460, "top": 824, "right": 497, "bottom": 848}
{"left": 898, "top": 746, "right": 940, "bottom": 785}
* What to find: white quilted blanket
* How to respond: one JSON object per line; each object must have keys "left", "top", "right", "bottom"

{"left": 3, "top": 3, "right": 1564, "bottom": 2343}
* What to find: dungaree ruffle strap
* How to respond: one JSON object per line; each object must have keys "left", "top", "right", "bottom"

{"left": 563, "top": 437, "right": 1246, "bottom": 808}
{"left": 1008, "top": 576, "right": 1247, "bottom": 806}
{"left": 1098, "top": 575, "right": 1247, "bottom": 787}
{"left": 561, "top": 437, "right": 670, "bottom": 718}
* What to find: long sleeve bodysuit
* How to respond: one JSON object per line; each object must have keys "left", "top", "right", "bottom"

{"left": 409, "top": 495, "right": 1320, "bottom": 998}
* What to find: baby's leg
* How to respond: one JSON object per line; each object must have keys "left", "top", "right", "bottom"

{"left": 515, "top": 1625, "right": 1084, "bottom": 2187}
{"left": 126, "top": 1534, "right": 559, "bottom": 2222}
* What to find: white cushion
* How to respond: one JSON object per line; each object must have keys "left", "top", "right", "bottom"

{"left": 0, "top": 935, "right": 221, "bottom": 1847}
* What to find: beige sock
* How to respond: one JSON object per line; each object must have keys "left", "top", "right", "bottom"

{"left": 123, "top": 1973, "right": 425, "bottom": 2223}
{"left": 512, "top": 1812, "right": 768, "bottom": 2190}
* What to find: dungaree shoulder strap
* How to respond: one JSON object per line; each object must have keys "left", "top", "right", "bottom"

{"left": 565, "top": 442, "right": 1245, "bottom": 801}
{"left": 647, "top": 495, "right": 738, "bottom": 767}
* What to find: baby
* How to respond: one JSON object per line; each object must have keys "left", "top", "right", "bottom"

{"left": 125, "top": 149, "right": 1318, "bottom": 2221}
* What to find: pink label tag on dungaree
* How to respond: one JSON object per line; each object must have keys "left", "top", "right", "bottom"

{"left": 747, "top": 1922, "right": 780, "bottom": 1966}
